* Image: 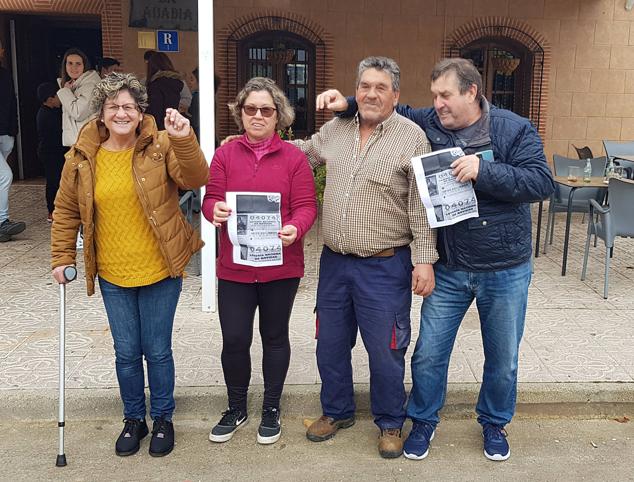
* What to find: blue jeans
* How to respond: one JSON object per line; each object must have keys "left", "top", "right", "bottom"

{"left": 407, "top": 261, "right": 531, "bottom": 427}
{"left": 0, "top": 135, "right": 15, "bottom": 223}
{"left": 316, "top": 246, "right": 412, "bottom": 429}
{"left": 99, "top": 276, "right": 182, "bottom": 421}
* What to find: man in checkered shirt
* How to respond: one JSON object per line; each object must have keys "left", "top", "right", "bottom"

{"left": 294, "top": 56, "right": 438, "bottom": 459}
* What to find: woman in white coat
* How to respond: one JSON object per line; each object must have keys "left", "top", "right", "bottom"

{"left": 57, "top": 48, "right": 101, "bottom": 146}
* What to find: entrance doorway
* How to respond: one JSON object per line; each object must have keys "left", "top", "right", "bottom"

{"left": 2, "top": 14, "right": 101, "bottom": 179}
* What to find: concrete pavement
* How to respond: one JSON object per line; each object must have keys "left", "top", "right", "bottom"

{"left": 2, "top": 417, "right": 632, "bottom": 481}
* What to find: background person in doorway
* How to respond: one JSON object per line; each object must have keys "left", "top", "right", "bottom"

{"left": 97, "top": 57, "right": 121, "bottom": 78}
{"left": 186, "top": 67, "right": 199, "bottom": 139}
{"left": 145, "top": 51, "right": 185, "bottom": 131}
{"left": 143, "top": 50, "right": 192, "bottom": 118}
{"left": 36, "top": 81, "right": 65, "bottom": 222}
{"left": 0, "top": 39, "right": 25, "bottom": 242}
{"left": 56, "top": 47, "right": 101, "bottom": 146}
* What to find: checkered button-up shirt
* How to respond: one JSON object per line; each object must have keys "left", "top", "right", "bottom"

{"left": 295, "top": 111, "right": 438, "bottom": 264}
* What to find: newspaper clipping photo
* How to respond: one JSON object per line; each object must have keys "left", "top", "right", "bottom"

{"left": 226, "top": 192, "right": 283, "bottom": 267}
{"left": 411, "top": 147, "right": 479, "bottom": 228}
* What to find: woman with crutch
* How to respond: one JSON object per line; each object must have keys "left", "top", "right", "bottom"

{"left": 51, "top": 72, "right": 208, "bottom": 458}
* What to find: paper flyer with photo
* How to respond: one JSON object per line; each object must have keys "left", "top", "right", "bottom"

{"left": 226, "top": 192, "right": 283, "bottom": 267}
{"left": 411, "top": 147, "right": 479, "bottom": 228}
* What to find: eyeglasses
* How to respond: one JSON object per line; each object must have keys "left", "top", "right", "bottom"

{"left": 104, "top": 103, "right": 139, "bottom": 114}
{"left": 242, "top": 105, "right": 277, "bottom": 117}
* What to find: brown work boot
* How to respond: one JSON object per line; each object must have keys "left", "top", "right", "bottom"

{"left": 306, "top": 415, "right": 355, "bottom": 442}
{"left": 378, "top": 428, "right": 403, "bottom": 458}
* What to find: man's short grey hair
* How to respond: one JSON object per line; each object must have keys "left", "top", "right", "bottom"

{"left": 431, "top": 58, "right": 483, "bottom": 100}
{"left": 229, "top": 77, "right": 295, "bottom": 131}
{"left": 91, "top": 72, "right": 148, "bottom": 113}
{"left": 356, "top": 56, "right": 401, "bottom": 91}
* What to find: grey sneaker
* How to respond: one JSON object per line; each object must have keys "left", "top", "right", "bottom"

{"left": 0, "top": 219, "right": 25, "bottom": 240}
{"left": 208, "top": 407, "right": 248, "bottom": 443}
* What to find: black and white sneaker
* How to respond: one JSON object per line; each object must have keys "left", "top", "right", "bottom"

{"left": 208, "top": 407, "right": 248, "bottom": 443}
{"left": 257, "top": 407, "right": 281, "bottom": 445}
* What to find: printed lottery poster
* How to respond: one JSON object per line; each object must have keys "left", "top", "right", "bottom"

{"left": 411, "top": 147, "right": 480, "bottom": 228}
{"left": 226, "top": 192, "right": 283, "bottom": 267}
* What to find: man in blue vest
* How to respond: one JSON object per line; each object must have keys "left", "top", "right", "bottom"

{"left": 317, "top": 57, "right": 554, "bottom": 461}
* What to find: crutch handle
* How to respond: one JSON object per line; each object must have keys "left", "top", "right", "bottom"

{"left": 63, "top": 266, "right": 77, "bottom": 282}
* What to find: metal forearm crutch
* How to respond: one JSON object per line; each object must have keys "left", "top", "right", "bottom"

{"left": 56, "top": 265, "right": 77, "bottom": 467}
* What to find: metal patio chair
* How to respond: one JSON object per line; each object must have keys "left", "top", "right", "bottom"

{"left": 543, "top": 155, "right": 607, "bottom": 253}
{"left": 572, "top": 144, "right": 594, "bottom": 160}
{"left": 603, "top": 140, "right": 634, "bottom": 179}
{"left": 581, "top": 178, "right": 634, "bottom": 299}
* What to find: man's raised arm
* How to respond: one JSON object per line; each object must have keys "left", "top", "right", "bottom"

{"left": 316, "top": 89, "right": 430, "bottom": 128}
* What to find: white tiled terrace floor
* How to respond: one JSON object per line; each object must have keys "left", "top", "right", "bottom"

{"left": 1, "top": 182, "right": 633, "bottom": 391}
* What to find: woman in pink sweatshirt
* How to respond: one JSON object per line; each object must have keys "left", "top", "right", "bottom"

{"left": 202, "top": 77, "right": 317, "bottom": 446}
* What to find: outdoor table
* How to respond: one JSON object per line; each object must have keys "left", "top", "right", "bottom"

{"left": 553, "top": 176, "right": 607, "bottom": 276}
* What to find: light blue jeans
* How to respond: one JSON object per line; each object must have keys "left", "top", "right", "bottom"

{"left": 407, "top": 261, "right": 532, "bottom": 427}
{"left": 99, "top": 276, "right": 182, "bottom": 421}
{"left": 0, "top": 135, "right": 15, "bottom": 223}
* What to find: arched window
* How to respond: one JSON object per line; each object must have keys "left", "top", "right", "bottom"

{"left": 444, "top": 20, "right": 548, "bottom": 136}
{"left": 239, "top": 32, "right": 315, "bottom": 138}
{"left": 461, "top": 38, "right": 532, "bottom": 118}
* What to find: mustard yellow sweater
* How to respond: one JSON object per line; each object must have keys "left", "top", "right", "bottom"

{"left": 94, "top": 146, "right": 169, "bottom": 287}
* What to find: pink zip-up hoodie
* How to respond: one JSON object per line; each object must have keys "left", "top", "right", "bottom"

{"left": 202, "top": 134, "right": 317, "bottom": 283}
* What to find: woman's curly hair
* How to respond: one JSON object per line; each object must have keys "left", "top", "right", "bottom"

{"left": 91, "top": 72, "right": 148, "bottom": 113}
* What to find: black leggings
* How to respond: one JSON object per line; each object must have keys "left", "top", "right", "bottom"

{"left": 218, "top": 277, "right": 300, "bottom": 411}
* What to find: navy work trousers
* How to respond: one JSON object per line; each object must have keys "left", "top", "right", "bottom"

{"left": 315, "top": 246, "right": 413, "bottom": 429}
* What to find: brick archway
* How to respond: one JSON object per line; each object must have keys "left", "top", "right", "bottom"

{"left": 216, "top": 11, "right": 333, "bottom": 138}
{"left": 0, "top": 0, "right": 123, "bottom": 60}
{"left": 443, "top": 18, "right": 550, "bottom": 137}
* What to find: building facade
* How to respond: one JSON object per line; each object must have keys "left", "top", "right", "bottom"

{"left": 1, "top": 0, "right": 634, "bottom": 178}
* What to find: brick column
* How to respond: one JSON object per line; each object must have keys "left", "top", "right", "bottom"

{"left": 100, "top": 1, "right": 124, "bottom": 60}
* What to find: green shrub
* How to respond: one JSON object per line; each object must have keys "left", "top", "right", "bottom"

{"left": 279, "top": 127, "right": 326, "bottom": 204}
{"left": 313, "top": 164, "right": 326, "bottom": 204}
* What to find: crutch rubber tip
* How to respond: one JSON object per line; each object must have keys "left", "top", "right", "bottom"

{"left": 56, "top": 454, "right": 67, "bottom": 467}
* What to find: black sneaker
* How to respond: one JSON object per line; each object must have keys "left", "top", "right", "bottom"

{"left": 149, "top": 417, "right": 174, "bottom": 457}
{"left": 208, "top": 407, "right": 248, "bottom": 443}
{"left": 257, "top": 407, "right": 281, "bottom": 444}
{"left": 0, "top": 219, "right": 26, "bottom": 237}
{"left": 115, "top": 418, "right": 149, "bottom": 456}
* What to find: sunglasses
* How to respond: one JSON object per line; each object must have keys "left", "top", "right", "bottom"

{"left": 242, "top": 105, "right": 277, "bottom": 117}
